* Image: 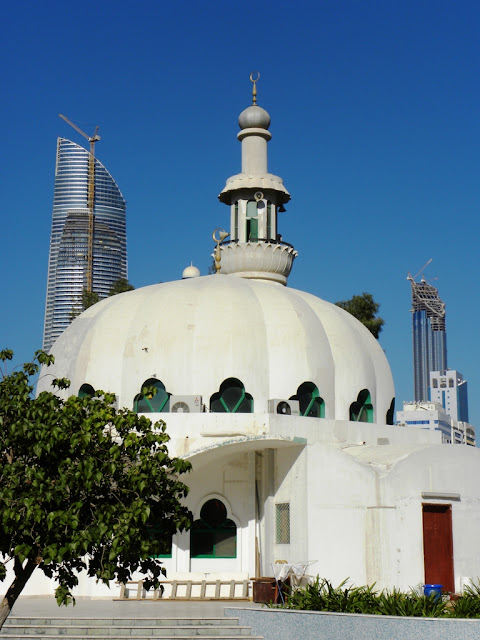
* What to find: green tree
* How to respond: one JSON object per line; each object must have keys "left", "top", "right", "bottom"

{"left": 108, "top": 278, "right": 134, "bottom": 297}
{"left": 70, "top": 280, "right": 134, "bottom": 320}
{"left": 69, "top": 289, "right": 100, "bottom": 321}
{"left": 81, "top": 289, "right": 100, "bottom": 309}
{"left": 0, "top": 350, "right": 191, "bottom": 628}
{"left": 335, "top": 292, "right": 385, "bottom": 339}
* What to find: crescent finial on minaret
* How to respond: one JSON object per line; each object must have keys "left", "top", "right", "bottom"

{"left": 250, "top": 71, "right": 260, "bottom": 105}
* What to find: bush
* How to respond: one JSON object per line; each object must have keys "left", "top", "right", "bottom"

{"left": 375, "top": 587, "right": 447, "bottom": 617}
{"left": 285, "top": 578, "right": 378, "bottom": 614}
{"left": 273, "top": 577, "right": 480, "bottom": 618}
{"left": 449, "top": 582, "right": 480, "bottom": 618}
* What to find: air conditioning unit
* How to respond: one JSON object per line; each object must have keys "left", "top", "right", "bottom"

{"left": 268, "top": 399, "right": 300, "bottom": 416}
{"left": 170, "top": 395, "right": 203, "bottom": 413}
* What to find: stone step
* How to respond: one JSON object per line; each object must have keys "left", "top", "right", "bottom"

{"left": 0, "top": 626, "right": 252, "bottom": 637}
{"left": 2, "top": 619, "right": 238, "bottom": 628}
{"left": 0, "top": 637, "right": 263, "bottom": 640}
{"left": 0, "top": 617, "right": 263, "bottom": 640}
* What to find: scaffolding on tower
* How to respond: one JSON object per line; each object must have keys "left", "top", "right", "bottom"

{"left": 59, "top": 114, "right": 101, "bottom": 293}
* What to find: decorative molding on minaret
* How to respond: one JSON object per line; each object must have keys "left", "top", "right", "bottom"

{"left": 219, "top": 242, "right": 297, "bottom": 285}
{"left": 217, "top": 73, "right": 297, "bottom": 285}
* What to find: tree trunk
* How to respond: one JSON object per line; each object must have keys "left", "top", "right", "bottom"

{"left": 0, "top": 559, "right": 37, "bottom": 630}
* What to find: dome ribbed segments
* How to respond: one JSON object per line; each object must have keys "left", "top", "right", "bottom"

{"left": 37, "top": 276, "right": 395, "bottom": 425}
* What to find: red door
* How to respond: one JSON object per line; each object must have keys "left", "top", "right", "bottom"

{"left": 422, "top": 503, "right": 454, "bottom": 592}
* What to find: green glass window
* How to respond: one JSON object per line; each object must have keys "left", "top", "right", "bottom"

{"left": 191, "top": 499, "right": 236, "bottom": 558}
{"left": 134, "top": 378, "right": 170, "bottom": 413}
{"left": 78, "top": 383, "right": 95, "bottom": 398}
{"left": 350, "top": 389, "right": 374, "bottom": 423}
{"left": 246, "top": 218, "right": 258, "bottom": 241}
{"left": 246, "top": 201, "right": 258, "bottom": 218}
{"left": 210, "top": 378, "right": 253, "bottom": 413}
{"left": 290, "top": 382, "right": 325, "bottom": 418}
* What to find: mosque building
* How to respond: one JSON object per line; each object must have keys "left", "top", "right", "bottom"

{"left": 33, "top": 75, "right": 480, "bottom": 598}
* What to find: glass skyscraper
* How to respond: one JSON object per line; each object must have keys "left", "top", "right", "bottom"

{"left": 43, "top": 138, "right": 127, "bottom": 351}
{"left": 409, "top": 278, "right": 447, "bottom": 402}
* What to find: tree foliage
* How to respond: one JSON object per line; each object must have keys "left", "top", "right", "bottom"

{"left": 108, "top": 278, "right": 134, "bottom": 297}
{"left": 69, "top": 279, "right": 134, "bottom": 321}
{"left": 0, "top": 350, "right": 191, "bottom": 627}
{"left": 81, "top": 289, "right": 100, "bottom": 309}
{"left": 335, "top": 292, "right": 384, "bottom": 339}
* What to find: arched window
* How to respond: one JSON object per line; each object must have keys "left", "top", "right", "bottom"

{"left": 134, "top": 378, "right": 170, "bottom": 413}
{"left": 191, "top": 499, "right": 236, "bottom": 558}
{"left": 350, "top": 389, "right": 374, "bottom": 423}
{"left": 78, "top": 383, "right": 95, "bottom": 398}
{"left": 386, "top": 398, "right": 395, "bottom": 425}
{"left": 290, "top": 382, "right": 325, "bottom": 418}
{"left": 210, "top": 378, "right": 253, "bottom": 413}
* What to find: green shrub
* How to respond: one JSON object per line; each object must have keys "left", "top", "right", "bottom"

{"left": 376, "top": 588, "right": 447, "bottom": 617}
{"left": 272, "top": 577, "right": 480, "bottom": 618}
{"left": 448, "top": 582, "right": 480, "bottom": 618}
{"left": 282, "top": 578, "right": 378, "bottom": 614}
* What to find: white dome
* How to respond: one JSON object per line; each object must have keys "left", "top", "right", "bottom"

{"left": 182, "top": 264, "right": 200, "bottom": 279}
{"left": 38, "top": 275, "right": 394, "bottom": 423}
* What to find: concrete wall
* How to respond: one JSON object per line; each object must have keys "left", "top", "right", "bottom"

{"left": 225, "top": 607, "right": 480, "bottom": 640}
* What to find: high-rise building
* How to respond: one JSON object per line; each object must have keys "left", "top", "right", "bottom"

{"left": 43, "top": 137, "right": 127, "bottom": 351}
{"left": 409, "top": 277, "right": 447, "bottom": 402}
{"left": 430, "top": 369, "right": 469, "bottom": 423}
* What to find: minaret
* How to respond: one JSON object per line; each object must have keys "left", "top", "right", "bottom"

{"left": 217, "top": 73, "right": 297, "bottom": 285}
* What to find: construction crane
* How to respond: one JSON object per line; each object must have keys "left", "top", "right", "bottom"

{"left": 407, "top": 258, "right": 432, "bottom": 283}
{"left": 59, "top": 114, "right": 101, "bottom": 293}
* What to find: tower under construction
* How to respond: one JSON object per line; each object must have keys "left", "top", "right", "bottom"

{"left": 409, "top": 275, "right": 447, "bottom": 402}
{"left": 43, "top": 135, "right": 127, "bottom": 351}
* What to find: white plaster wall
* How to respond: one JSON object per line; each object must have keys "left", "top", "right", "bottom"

{"left": 304, "top": 444, "right": 376, "bottom": 585}
{"left": 381, "top": 445, "right": 480, "bottom": 591}
{"left": 273, "top": 447, "right": 308, "bottom": 571}
{"left": 179, "top": 451, "right": 253, "bottom": 579}
{"left": 7, "top": 434, "right": 480, "bottom": 598}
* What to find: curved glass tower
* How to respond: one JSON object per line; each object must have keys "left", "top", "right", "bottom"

{"left": 43, "top": 138, "right": 127, "bottom": 351}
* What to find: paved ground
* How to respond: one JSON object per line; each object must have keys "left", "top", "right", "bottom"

{"left": 9, "top": 597, "right": 263, "bottom": 619}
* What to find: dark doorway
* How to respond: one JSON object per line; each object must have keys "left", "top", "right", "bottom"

{"left": 422, "top": 503, "right": 454, "bottom": 592}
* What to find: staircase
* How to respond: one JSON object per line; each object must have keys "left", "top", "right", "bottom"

{"left": 0, "top": 616, "right": 263, "bottom": 640}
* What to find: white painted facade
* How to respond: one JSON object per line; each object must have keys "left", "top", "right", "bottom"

{"left": 397, "top": 401, "right": 453, "bottom": 442}
{"left": 398, "top": 400, "right": 476, "bottom": 446}
{"left": 430, "top": 369, "right": 467, "bottom": 422}
{"left": 16, "top": 83, "right": 480, "bottom": 599}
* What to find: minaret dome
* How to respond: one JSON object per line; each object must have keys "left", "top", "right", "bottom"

{"left": 238, "top": 105, "right": 271, "bottom": 130}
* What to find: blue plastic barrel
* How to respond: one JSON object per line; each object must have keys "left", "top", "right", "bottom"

{"left": 424, "top": 584, "right": 443, "bottom": 599}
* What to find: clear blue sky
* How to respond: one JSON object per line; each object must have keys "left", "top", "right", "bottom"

{"left": 2, "top": 1, "right": 479, "bottom": 426}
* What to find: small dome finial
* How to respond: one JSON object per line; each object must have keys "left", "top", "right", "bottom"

{"left": 182, "top": 262, "right": 200, "bottom": 279}
{"left": 250, "top": 71, "right": 260, "bottom": 105}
